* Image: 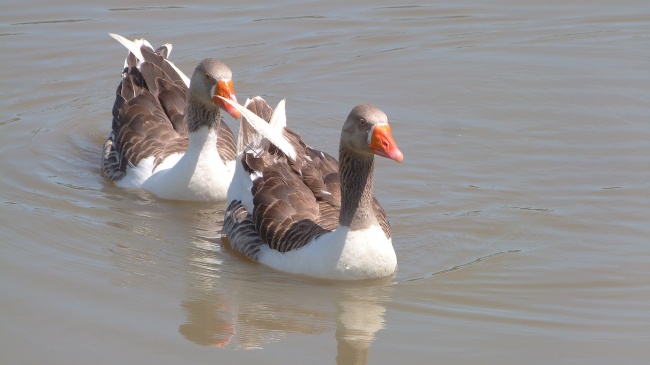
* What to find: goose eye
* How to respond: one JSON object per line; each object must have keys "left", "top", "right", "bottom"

{"left": 359, "top": 118, "right": 366, "bottom": 126}
{"left": 204, "top": 73, "right": 210, "bottom": 80}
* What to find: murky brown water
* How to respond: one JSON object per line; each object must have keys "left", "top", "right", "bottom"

{"left": 2, "top": 1, "right": 649, "bottom": 364}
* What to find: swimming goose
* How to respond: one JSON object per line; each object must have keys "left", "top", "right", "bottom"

{"left": 102, "top": 33, "right": 241, "bottom": 201}
{"left": 221, "top": 97, "right": 403, "bottom": 280}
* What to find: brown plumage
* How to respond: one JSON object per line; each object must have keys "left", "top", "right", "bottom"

{"left": 102, "top": 36, "right": 236, "bottom": 182}
{"left": 223, "top": 97, "right": 396, "bottom": 261}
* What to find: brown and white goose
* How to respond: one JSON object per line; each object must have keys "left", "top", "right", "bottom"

{"left": 102, "top": 33, "right": 240, "bottom": 201}
{"left": 221, "top": 97, "right": 403, "bottom": 280}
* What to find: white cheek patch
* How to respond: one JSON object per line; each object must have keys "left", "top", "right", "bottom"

{"left": 367, "top": 125, "right": 375, "bottom": 145}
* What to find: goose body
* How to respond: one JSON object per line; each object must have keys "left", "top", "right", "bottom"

{"left": 102, "top": 33, "right": 241, "bottom": 201}
{"left": 222, "top": 97, "right": 403, "bottom": 280}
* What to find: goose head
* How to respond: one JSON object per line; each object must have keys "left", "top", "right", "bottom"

{"left": 340, "top": 104, "right": 403, "bottom": 162}
{"left": 189, "top": 58, "right": 241, "bottom": 119}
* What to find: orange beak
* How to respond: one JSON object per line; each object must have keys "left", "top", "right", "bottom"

{"left": 212, "top": 80, "right": 241, "bottom": 119}
{"left": 369, "top": 124, "right": 404, "bottom": 162}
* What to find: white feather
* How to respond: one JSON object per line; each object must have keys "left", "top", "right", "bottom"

{"left": 226, "top": 160, "right": 255, "bottom": 213}
{"left": 218, "top": 96, "right": 297, "bottom": 161}
{"left": 109, "top": 33, "right": 190, "bottom": 87}
{"left": 269, "top": 99, "right": 287, "bottom": 129}
{"left": 109, "top": 33, "right": 147, "bottom": 68}
{"left": 115, "top": 156, "right": 155, "bottom": 189}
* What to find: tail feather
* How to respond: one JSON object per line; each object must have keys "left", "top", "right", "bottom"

{"left": 222, "top": 200, "right": 263, "bottom": 260}
{"left": 240, "top": 97, "right": 273, "bottom": 154}
{"left": 109, "top": 33, "right": 150, "bottom": 69}
{"left": 269, "top": 99, "right": 287, "bottom": 129}
{"left": 109, "top": 33, "right": 190, "bottom": 87}
{"left": 154, "top": 43, "right": 172, "bottom": 59}
{"left": 220, "top": 96, "right": 296, "bottom": 160}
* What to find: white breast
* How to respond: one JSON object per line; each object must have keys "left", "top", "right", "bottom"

{"left": 257, "top": 225, "right": 397, "bottom": 280}
{"left": 116, "top": 127, "right": 234, "bottom": 201}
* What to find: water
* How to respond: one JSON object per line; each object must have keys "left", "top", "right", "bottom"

{"left": 1, "top": 1, "right": 649, "bottom": 364}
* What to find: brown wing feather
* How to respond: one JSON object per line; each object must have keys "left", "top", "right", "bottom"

{"left": 115, "top": 90, "right": 181, "bottom": 167}
{"left": 154, "top": 77, "right": 188, "bottom": 133}
{"left": 246, "top": 97, "right": 274, "bottom": 122}
{"left": 250, "top": 160, "right": 329, "bottom": 252}
{"left": 217, "top": 120, "right": 236, "bottom": 164}
{"left": 240, "top": 126, "right": 338, "bottom": 252}
{"left": 299, "top": 147, "right": 340, "bottom": 231}
{"left": 372, "top": 198, "right": 391, "bottom": 238}
{"left": 139, "top": 45, "right": 186, "bottom": 85}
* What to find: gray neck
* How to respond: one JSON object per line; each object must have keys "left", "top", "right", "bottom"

{"left": 186, "top": 97, "right": 221, "bottom": 133}
{"left": 338, "top": 148, "right": 377, "bottom": 230}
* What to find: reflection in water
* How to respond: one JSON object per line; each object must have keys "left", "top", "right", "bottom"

{"left": 180, "top": 235, "right": 393, "bottom": 363}
{"left": 179, "top": 299, "right": 235, "bottom": 348}
{"left": 335, "top": 288, "right": 389, "bottom": 364}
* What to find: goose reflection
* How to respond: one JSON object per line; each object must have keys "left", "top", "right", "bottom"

{"left": 180, "top": 235, "right": 393, "bottom": 363}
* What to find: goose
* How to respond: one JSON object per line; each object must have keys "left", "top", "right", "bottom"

{"left": 220, "top": 96, "right": 403, "bottom": 280}
{"left": 102, "top": 33, "right": 241, "bottom": 201}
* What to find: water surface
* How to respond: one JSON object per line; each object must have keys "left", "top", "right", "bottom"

{"left": 1, "top": 1, "right": 649, "bottom": 364}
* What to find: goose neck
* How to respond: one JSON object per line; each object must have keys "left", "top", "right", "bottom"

{"left": 186, "top": 97, "right": 221, "bottom": 133}
{"left": 338, "top": 148, "right": 377, "bottom": 230}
